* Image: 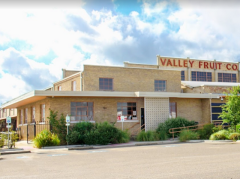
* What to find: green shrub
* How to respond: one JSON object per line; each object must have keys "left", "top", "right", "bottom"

{"left": 0, "top": 137, "right": 4, "bottom": 148}
{"left": 48, "top": 109, "right": 67, "bottom": 145}
{"left": 228, "top": 133, "right": 240, "bottom": 141}
{"left": 156, "top": 117, "right": 196, "bottom": 138}
{"left": 209, "top": 130, "right": 229, "bottom": 140}
{"left": 212, "top": 125, "right": 223, "bottom": 133}
{"left": 179, "top": 130, "right": 199, "bottom": 142}
{"left": 66, "top": 121, "right": 130, "bottom": 145}
{"left": 136, "top": 130, "right": 158, "bottom": 141}
{"left": 33, "top": 130, "right": 60, "bottom": 148}
{"left": 198, "top": 124, "right": 215, "bottom": 139}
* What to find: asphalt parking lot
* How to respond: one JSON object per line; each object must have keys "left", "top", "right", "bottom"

{"left": 1, "top": 142, "right": 240, "bottom": 179}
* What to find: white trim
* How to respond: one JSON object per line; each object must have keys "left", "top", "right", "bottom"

{"left": 53, "top": 72, "right": 81, "bottom": 85}
{"left": 117, "top": 120, "right": 139, "bottom": 123}
{"left": 39, "top": 122, "right": 45, "bottom": 124}
{"left": 23, "top": 124, "right": 27, "bottom": 126}
{"left": 70, "top": 121, "right": 95, "bottom": 123}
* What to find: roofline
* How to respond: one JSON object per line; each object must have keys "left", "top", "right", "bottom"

{"left": 53, "top": 72, "right": 81, "bottom": 85}
{"left": 1, "top": 90, "right": 223, "bottom": 108}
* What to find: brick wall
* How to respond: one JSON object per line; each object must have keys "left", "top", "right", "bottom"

{"left": 83, "top": 65, "right": 181, "bottom": 92}
{"left": 54, "top": 76, "right": 80, "bottom": 91}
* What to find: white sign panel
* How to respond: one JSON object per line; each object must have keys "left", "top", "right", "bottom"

{"left": 6, "top": 125, "right": 11, "bottom": 128}
{"left": 133, "top": 111, "right": 136, "bottom": 115}
{"left": 121, "top": 116, "right": 125, "bottom": 122}
{"left": 66, "top": 115, "right": 70, "bottom": 123}
{"left": 6, "top": 116, "right": 11, "bottom": 123}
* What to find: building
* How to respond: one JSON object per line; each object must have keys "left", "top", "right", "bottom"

{"left": 1, "top": 56, "right": 239, "bottom": 140}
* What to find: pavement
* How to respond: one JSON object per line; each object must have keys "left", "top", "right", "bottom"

{"left": 1, "top": 139, "right": 240, "bottom": 155}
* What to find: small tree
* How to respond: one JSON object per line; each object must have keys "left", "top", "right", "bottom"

{"left": 48, "top": 109, "right": 67, "bottom": 145}
{"left": 219, "top": 86, "right": 240, "bottom": 129}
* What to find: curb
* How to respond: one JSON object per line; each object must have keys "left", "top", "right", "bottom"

{"left": 68, "top": 146, "right": 93, "bottom": 150}
{"left": 0, "top": 150, "right": 31, "bottom": 155}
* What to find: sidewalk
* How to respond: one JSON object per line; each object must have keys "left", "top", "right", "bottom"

{"left": 2, "top": 139, "right": 239, "bottom": 155}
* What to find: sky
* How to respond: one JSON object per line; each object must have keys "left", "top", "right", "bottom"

{"left": 1, "top": 0, "right": 240, "bottom": 104}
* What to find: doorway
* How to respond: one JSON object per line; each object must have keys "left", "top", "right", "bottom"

{"left": 141, "top": 108, "right": 145, "bottom": 130}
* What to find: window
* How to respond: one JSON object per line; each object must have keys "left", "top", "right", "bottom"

{"left": 58, "top": 86, "right": 62, "bottom": 91}
{"left": 20, "top": 109, "right": 23, "bottom": 124}
{"left": 117, "top": 102, "right": 137, "bottom": 120}
{"left": 211, "top": 103, "right": 224, "bottom": 123}
{"left": 72, "top": 81, "right": 76, "bottom": 91}
{"left": 154, "top": 80, "right": 166, "bottom": 91}
{"left": 169, "top": 102, "right": 177, "bottom": 118}
{"left": 99, "top": 78, "right": 113, "bottom": 90}
{"left": 32, "top": 107, "right": 35, "bottom": 123}
{"left": 181, "top": 71, "right": 185, "bottom": 81}
{"left": 41, "top": 104, "right": 45, "bottom": 122}
{"left": 218, "top": 73, "right": 236, "bottom": 82}
{"left": 191, "top": 71, "right": 212, "bottom": 82}
{"left": 25, "top": 108, "right": 28, "bottom": 123}
{"left": 71, "top": 102, "right": 93, "bottom": 121}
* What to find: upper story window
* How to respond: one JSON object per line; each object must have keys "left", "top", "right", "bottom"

{"left": 58, "top": 86, "right": 62, "bottom": 91}
{"left": 41, "top": 104, "right": 45, "bottom": 122}
{"left": 72, "top": 81, "right": 76, "bottom": 91}
{"left": 99, "top": 78, "right": 113, "bottom": 91}
{"left": 181, "top": 71, "right": 185, "bottom": 81}
{"left": 71, "top": 102, "right": 93, "bottom": 121}
{"left": 32, "top": 107, "right": 35, "bottom": 123}
{"left": 218, "top": 73, "right": 236, "bottom": 82}
{"left": 117, "top": 102, "right": 137, "bottom": 120}
{"left": 191, "top": 71, "right": 212, "bottom": 82}
{"left": 25, "top": 108, "right": 28, "bottom": 124}
{"left": 154, "top": 80, "right": 166, "bottom": 92}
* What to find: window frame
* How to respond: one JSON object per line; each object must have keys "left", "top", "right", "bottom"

{"left": 117, "top": 102, "right": 137, "bottom": 121}
{"left": 40, "top": 104, "right": 45, "bottom": 122}
{"left": 181, "top": 71, "right": 185, "bottom": 81}
{"left": 99, "top": 78, "right": 113, "bottom": 91}
{"left": 154, "top": 80, "right": 167, "bottom": 92}
{"left": 32, "top": 107, "right": 35, "bottom": 123}
{"left": 70, "top": 102, "right": 94, "bottom": 122}
{"left": 169, "top": 102, "right": 177, "bottom": 118}
{"left": 58, "top": 86, "right": 62, "bottom": 91}
{"left": 25, "top": 108, "right": 28, "bottom": 124}
{"left": 20, "top": 109, "right": 23, "bottom": 125}
{"left": 191, "top": 71, "right": 212, "bottom": 82}
{"left": 218, "top": 73, "right": 237, "bottom": 83}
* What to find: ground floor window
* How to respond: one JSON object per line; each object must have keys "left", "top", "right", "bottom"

{"left": 71, "top": 102, "right": 93, "bottom": 121}
{"left": 169, "top": 102, "right": 177, "bottom": 118}
{"left": 211, "top": 103, "right": 224, "bottom": 123}
{"left": 117, "top": 102, "right": 137, "bottom": 120}
{"left": 20, "top": 109, "right": 23, "bottom": 124}
{"left": 40, "top": 104, "right": 45, "bottom": 122}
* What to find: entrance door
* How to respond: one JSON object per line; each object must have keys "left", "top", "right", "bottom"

{"left": 141, "top": 108, "right": 145, "bottom": 130}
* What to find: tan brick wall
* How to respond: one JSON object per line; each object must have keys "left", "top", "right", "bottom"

{"left": 54, "top": 76, "right": 80, "bottom": 91}
{"left": 64, "top": 70, "right": 80, "bottom": 78}
{"left": 201, "top": 99, "right": 211, "bottom": 124}
{"left": 169, "top": 98, "right": 204, "bottom": 123}
{"left": 17, "top": 98, "right": 51, "bottom": 125}
{"left": 204, "top": 86, "right": 232, "bottom": 94}
{"left": 49, "top": 97, "right": 144, "bottom": 134}
{"left": 83, "top": 65, "right": 181, "bottom": 92}
{"left": 124, "top": 63, "right": 159, "bottom": 69}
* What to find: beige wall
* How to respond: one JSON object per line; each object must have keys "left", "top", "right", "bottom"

{"left": 183, "top": 86, "right": 232, "bottom": 94}
{"left": 169, "top": 98, "right": 211, "bottom": 124}
{"left": 54, "top": 76, "right": 80, "bottom": 91}
{"left": 63, "top": 69, "right": 80, "bottom": 78}
{"left": 17, "top": 98, "right": 51, "bottom": 126}
{"left": 83, "top": 65, "right": 181, "bottom": 92}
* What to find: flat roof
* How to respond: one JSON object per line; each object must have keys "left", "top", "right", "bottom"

{"left": 181, "top": 81, "right": 240, "bottom": 88}
{"left": 1, "top": 90, "right": 221, "bottom": 109}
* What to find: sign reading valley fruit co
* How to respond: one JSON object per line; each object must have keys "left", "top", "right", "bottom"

{"left": 158, "top": 57, "right": 238, "bottom": 71}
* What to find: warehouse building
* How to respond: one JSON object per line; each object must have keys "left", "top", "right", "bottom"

{"left": 1, "top": 56, "right": 239, "bottom": 139}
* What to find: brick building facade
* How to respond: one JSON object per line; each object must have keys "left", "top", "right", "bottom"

{"left": 1, "top": 56, "right": 239, "bottom": 139}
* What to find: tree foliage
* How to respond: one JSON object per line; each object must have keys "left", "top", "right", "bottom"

{"left": 219, "top": 86, "right": 240, "bottom": 127}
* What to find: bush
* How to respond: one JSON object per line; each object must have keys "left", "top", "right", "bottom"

{"left": 48, "top": 109, "right": 67, "bottom": 145}
{"left": 209, "top": 130, "right": 229, "bottom": 140}
{"left": 136, "top": 130, "right": 158, "bottom": 141}
{"left": 212, "top": 125, "right": 223, "bottom": 133}
{"left": 33, "top": 130, "right": 60, "bottom": 148}
{"left": 179, "top": 130, "right": 199, "bottom": 142}
{"left": 156, "top": 117, "right": 196, "bottom": 138}
{"left": 228, "top": 133, "right": 240, "bottom": 141}
{"left": 66, "top": 121, "right": 130, "bottom": 145}
{"left": 198, "top": 124, "right": 215, "bottom": 139}
{"left": 66, "top": 122, "right": 94, "bottom": 144}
